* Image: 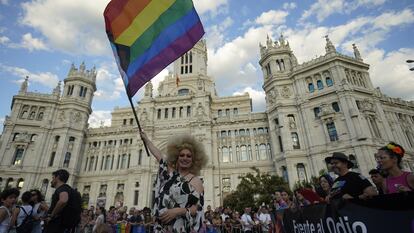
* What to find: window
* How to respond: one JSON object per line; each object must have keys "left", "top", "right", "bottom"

{"left": 89, "top": 157, "right": 94, "bottom": 171}
{"left": 41, "top": 179, "right": 48, "bottom": 195}
{"left": 12, "top": 133, "right": 20, "bottom": 141}
{"left": 164, "top": 108, "right": 168, "bottom": 119}
{"left": 138, "top": 149, "right": 142, "bottom": 165}
{"left": 240, "top": 145, "right": 248, "bottom": 161}
{"left": 239, "top": 129, "right": 245, "bottom": 136}
{"left": 281, "top": 166, "right": 289, "bottom": 183}
{"left": 67, "top": 85, "right": 74, "bottom": 96}
{"left": 349, "top": 155, "right": 359, "bottom": 169}
{"left": 274, "top": 118, "right": 279, "bottom": 125}
{"left": 179, "top": 107, "right": 183, "bottom": 117}
{"left": 55, "top": 136, "right": 60, "bottom": 143}
{"left": 313, "top": 107, "right": 321, "bottom": 118}
{"left": 222, "top": 147, "right": 230, "bottom": 163}
{"left": 326, "top": 77, "right": 333, "bottom": 87}
{"left": 278, "top": 136, "right": 284, "bottom": 152}
{"left": 49, "top": 152, "right": 56, "bottom": 167}
{"left": 327, "top": 122, "right": 338, "bottom": 141}
{"left": 157, "top": 109, "right": 161, "bottom": 119}
{"left": 17, "top": 179, "right": 24, "bottom": 189}
{"left": 218, "top": 110, "right": 222, "bottom": 117}
{"left": 291, "top": 132, "right": 300, "bottom": 149}
{"left": 259, "top": 144, "right": 267, "bottom": 160}
{"left": 63, "top": 152, "right": 71, "bottom": 168}
{"left": 369, "top": 117, "right": 381, "bottom": 138}
{"left": 121, "top": 154, "right": 127, "bottom": 169}
{"left": 69, "top": 137, "right": 75, "bottom": 142}
{"left": 172, "top": 107, "right": 176, "bottom": 118}
{"left": 258, "top": 128, "right": 264, "bottom": 134}
{"left": 267, "top": 144, "right": 272, "bottom": 159}
{"left": 297, "top": 163, "right": 307, "bottom": 182}
{"left": 187, "top": 106, "right": 191, "bottom": 117}
{"left": 178, "top": 89, "right": 189, "bottom": 96}
{"left": 220, "top": 131, "right": 227, "bottom": 137}
{"left": 37, "top": 110, "right": 44, "bottom": 120}
{"left": 12, "top": 148, "right": 24, "bottom": 165}
{"left": 105, "top": 155, "right": 111, "bottom": 170}
{"left": 30, "top": 134, "right": 37, "bottom": 142}
{"left": 225, "top": 109, "right": 230, "bottom": 116}
{"left": 317, "top": 80, "right": 323, "bottom": 90}
{"left": 233, "top": 108, "right": 238, "bottom": 116}
{"left": 222, "top": 178, "right": 231, "bottom": 193}
{"left": 308, "top": 83, "right": 315, "bottom": 92}
{"left": 355, "top": 100, "right": 361, "bottom": 110}
{"left": 130, "top": 119, "right": 133, "bottom": 125}
{"left": 265, "top": 63, "right": 271, "bottom": 75}
{"left": 134, "top": 190, "right": 139, "bottom": 205}
{"left": 332, "top": 102, "right": 340, "bottom": 112}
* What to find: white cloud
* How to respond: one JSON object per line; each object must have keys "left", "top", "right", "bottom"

{"left": 205, "top": 16, "right": 233, "bottom": 49}
{"left": 94, "top": 63, "right": 124, "bottom": 101}
{"left": 20, "top": 33, "right": 48, "bottom": 51}
{"left": 255, "top": 10, "right": 289, "bottom": 26}
{"left": 88, "top": 110, "right": 111, "bottom": 128}
{"left": 300, "top": 0, "right": 386, "bottom": 22}
{"left": 0, "top": 0, "right": 9, "bottom": 5}
{"left": 193, "top": 0, "right": 229, "bottom": 16}
{"left": 283, "top": 2, "right": 297, "bottom": 10}
{"left": 20, "top": 0, "right": 111, "bottom": 56}
{"left": 233, "top": 87, "right": 266, "bottom": 112}
{"left": 0, "top": 35, "right": 10, "bottom": 44}
{"left": 0, "top": 63, "right": 59, "bottom": 88}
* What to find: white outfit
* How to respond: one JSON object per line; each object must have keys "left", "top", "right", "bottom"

{"left": 241, "top": 213, "right": 254, "bottom": 232}
{"left": 258, "top": 213, "right": 271, "bottom": 232}
{"left": 92, "top": 214, "right": 105, "bottom": 233}
{"left": 0, "top": 206, "right": 11, "bottom": 233}
{"left": 16, "top": 205, "right": 33, "bottom": 227}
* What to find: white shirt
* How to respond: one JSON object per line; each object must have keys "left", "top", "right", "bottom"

{"left": 0, "top": 206, "right": 11, "bottom": 233}
{"left": 16, "top": 205, "right": 33, "bottom": 227}
{"left": 258, "top": 213, "right": 271, "bottom": 231}
{"left": 221, "top": 213, "right": 229, "bottom": 222}
{"left": 241, "top": 213, "right": 254, "bottom": 231}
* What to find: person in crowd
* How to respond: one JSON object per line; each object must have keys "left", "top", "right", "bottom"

{"left": 44, "top": 169, "right": 75, "bottom": 233}
{"left": 79, "top": 209, "right": 90, "bottom": 233}
{"left": 221, "top": 207, "right": 230, "bottom": 222}
{"left": 126, "top": 207, "right": 135, "bottom": 221}
{"left": 140, "top": 131, "right": 208, "bottom": 233}
{"left": 85, "top": 209, "right": 96, "bottom": 233}
{"left": 29, "top": 189, "right": 48, "bottom": 233}
{"left": 142, "top": 207, "right": 153, "bottom": 225}
{"left": 241, "top": 207, "right": 255, "bottom": 233}
{"left": 129, "top": 209, "right": 143, "bottom": 225}
{"left": 92, "top": 207, "right": 106, "bottom": 233}
{"left": 10, "top": 191, "right": 33, "bottom": 232}
{"left": 258, "top": 206, "right": 271, "bottom": 233}
{"left": 369, "top": 169, "right": 386, "bottom": 195}
{"left": 273, "top": 191, "right": 288, "bottom": 210}
{"left": 211, "top": 212, "right": 222, "bottom": 233}
{"left": 106, "top": 206, "right": 117, "bottom": 225}
{"left": 376, "top": 142, "right": 414, "bottom": 193}
{"left": 89, "top": 206, "right": 95, "bottom": 215}
{"left": 294, "top": 189, "right": 311, "bottom": 207}
{"left": 223, "top": 217, "right": 232, "bottom": 233}
{"left": 325, "top": 152, "right": 377, "bottom": 200}
{"left": 230, "top": 211, "right": 241, "bottom": 233}
{"left": 318, "top": 174, "right": 334, "bottom": 200}
{"left": 281, "top": 191, "right": 294, "bottom": 208}
{"left": 0, "top": 188, "right": 20, "bottom": 233}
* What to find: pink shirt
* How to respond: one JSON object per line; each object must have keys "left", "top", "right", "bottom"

{"left": 386, "top": 171, "right": 412, "bottom": 194}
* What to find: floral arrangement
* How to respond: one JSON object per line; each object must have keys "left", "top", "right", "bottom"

{"left": 386, "top": 143, "right": 404, "bottom": 157}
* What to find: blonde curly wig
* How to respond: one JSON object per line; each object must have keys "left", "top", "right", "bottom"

{"left": 165, "top": 134, "right": 208, "bottom": 176}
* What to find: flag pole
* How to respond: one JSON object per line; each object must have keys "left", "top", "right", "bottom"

{"left": 127, "top": 96, "right": 151, "bottom": 157}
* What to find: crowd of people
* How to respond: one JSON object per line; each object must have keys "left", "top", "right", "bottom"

{"left": 0, "top": 140, "right": 413, "bottom": 233}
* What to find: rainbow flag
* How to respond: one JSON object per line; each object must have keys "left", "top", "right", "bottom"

{"left": 104, "top": 0, "right": 205, "bottom": 97}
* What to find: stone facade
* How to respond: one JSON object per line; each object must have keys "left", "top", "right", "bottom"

{"left": 1, "top": 37, "right": 414, "bottom": 209}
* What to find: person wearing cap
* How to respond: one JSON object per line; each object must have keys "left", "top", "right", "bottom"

{"left": 325, "top": 152, "right": 377, "bottom": 201}
{"left": 376, "top": 142, "right": 414, "bottom": 193}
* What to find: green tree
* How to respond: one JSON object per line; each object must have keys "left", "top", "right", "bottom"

{"left": 223, "top": 167, "right": 289, "bottom": 212}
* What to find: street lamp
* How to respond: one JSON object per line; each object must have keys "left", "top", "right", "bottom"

{"left": 407, "top": 60, "right": 414, "bottom": 71}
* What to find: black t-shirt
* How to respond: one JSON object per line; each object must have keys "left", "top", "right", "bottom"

{"left": 48, "top": 184, "right": 72, "bottom": 218}
{"left": 330, "top": 171, "right": 372, "bottom": 199}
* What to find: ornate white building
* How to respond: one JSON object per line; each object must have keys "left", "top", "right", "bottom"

{"left": 1, "top": 36, "right": 414, "bottom": 209}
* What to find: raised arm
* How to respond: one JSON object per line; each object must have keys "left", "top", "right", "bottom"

{"left": 140, "top": 131, "right": 163, "bottom": 162}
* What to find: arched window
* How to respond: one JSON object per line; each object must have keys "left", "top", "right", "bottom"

{"left": 105, "top": 155, "right": 112, "bottom": 170}
{"left": 63, "top": 152, "right": 71, "bottom": 168}
{"left": 157, "top": 109, "right": 161, "bottom": 119}
{"left": 88, "top": 157, "right": 94, "bottom": 171}
{"left": 297, "top": 163, "right": 307, "bottom": 182}
{"left": 327, "top": 122, "right": 338, "bottom": 141}
{"left": 17, "top": 178, "right": 24, "bottom": 189}
{"left": 239, "top": 129, "right": 245, "bottom": 135}
{"left": 313, "top": 107, "right": 321, "bottom": 118}
{"left": 12, "top": 148, "right": 24, "bottom": 165}
{"left": 332, "top": 102, "right": 340, "bottom": 112}
{"left": 281, "top": 166, "right": 289, "bottom": 184}
{"left": 69, "top": 137, "right": 75, "bottom": 142}
{"left": 222, "top": 147, "right": 230, "bottom": 162}
{"left": 48, "top": 152, "right": 55, "bottom": 167}
{"left": 267, "top": 144, "right": 272, "bottom": 159}
{"left": 291, "top": 132, "right": 300, "bottom": 149}
{"left": 30, "top": 134, "right": 38, "bottom": 142}
{"left": 41, "top": 179, "right": 49, "bottom": 195}
{"left": 121, "top": 154, "right": 127, "bottom": 169}
{"left": 13, "top": 133, "right": 20, "bottom": 141}
{"left": 326, "top": 77, "right": 333, "bottom": 87}
{"left": 308, "top": 83, "right": 315, "bottom": 92}
{"left": 178, "top": 89, "right": 189, "bottom": 96}
{"left": 259, "top": 144, "right": 267, "bottom": 160}
{"left": 349, "top": 154, "right": 359, "bottom": 169}
{"left": 317, "top": 80, "right": 324, "bottom": 90}
{"left": 240, "top": 145, "right": 248, "bottom": 161}
{"left": 6, "top": 178, "right": 14, "bottom": 189}
{"left": 37, "top": 112, "right": 44, "bottom": 120}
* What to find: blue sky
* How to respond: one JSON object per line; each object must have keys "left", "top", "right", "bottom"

{"left": 0, "top": 0, "right": 414, "bottom": 130}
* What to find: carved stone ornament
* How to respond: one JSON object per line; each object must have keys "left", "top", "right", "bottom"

{"left": 281, "top": 86, "right": 291, "bottom": 98}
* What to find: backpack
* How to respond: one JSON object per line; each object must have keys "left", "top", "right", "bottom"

{"left": 60, "top": 186, "right": 82, "bottom": 228}
{"left": 16, "top": 207, "right": 34, "bottom": 233}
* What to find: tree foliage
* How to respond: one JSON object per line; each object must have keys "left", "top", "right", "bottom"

{"left": 223, "top": 167, "right": 289, "bottom": 212}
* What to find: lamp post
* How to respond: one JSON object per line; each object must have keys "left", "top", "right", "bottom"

{"left": 407, "top": 60, "right": 414, "bottom": 71}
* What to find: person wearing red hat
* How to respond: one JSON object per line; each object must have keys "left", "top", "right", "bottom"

{"left": 376, "top": 142, "right": 414, "bottom": 193}
{"left": 325, "top": 152, "right": 377, "bottom": 201}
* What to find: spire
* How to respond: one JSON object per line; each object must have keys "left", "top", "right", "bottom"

{"left": 266, "top": 34, "right": 273, "bottom": 48}
{"left": 352, "top": 43, "right": 362, "bottom": 61}
{"left": 325, "top": 35, "right": 336, "bottom": 54}
{"left": 80, "top": 62, "right": 86, "bottom": 72}
{"left": 144, "top": 80, "right": 153, "bottom": 98}
{"left": 53, "top": 81, "right": 61, "bottom": 96}
{"left": 279, "top": 34, "right": 286, "bottom": 46}
{"left": 19, "top": 76, "right": 29, "bottom": 94}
